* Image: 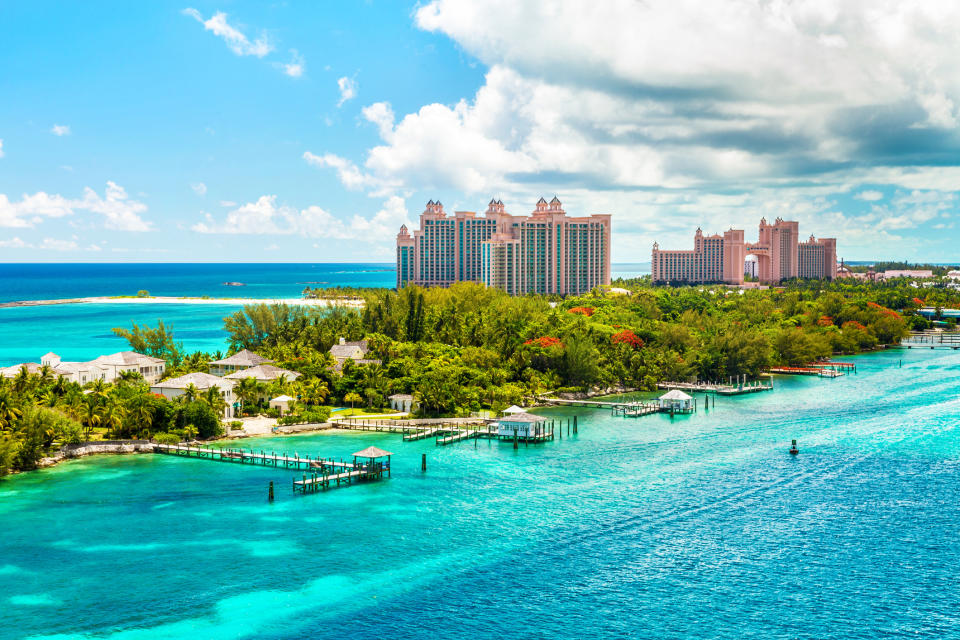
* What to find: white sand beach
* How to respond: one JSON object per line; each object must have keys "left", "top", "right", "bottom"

{"left": 0, "top": 296, "right": 365, "bottom": 309}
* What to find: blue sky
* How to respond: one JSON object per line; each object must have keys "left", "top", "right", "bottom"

{"left": 2, "top": 1, "right": 959, "bottom": 262}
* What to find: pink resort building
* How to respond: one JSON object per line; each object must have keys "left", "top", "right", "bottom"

{"left": 651, "top": 217, "right": 837, "bottom": 284}
{"left": 397, "top": 197, "right": 612, "bottom": 296}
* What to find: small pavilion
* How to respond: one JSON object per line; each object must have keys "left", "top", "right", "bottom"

{"left": 502, "top": 405, "right": 526, "bottom": 415}
{"left": 269, "top": 394, "right": 295, "bottom": 416}
{"left": 352, "top": 446, "right": 393, "bottom": 479}
{"left": 658, "top": 390, "right": 695, "bottom": 413}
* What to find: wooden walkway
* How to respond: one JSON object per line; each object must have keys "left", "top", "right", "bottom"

{"left": 768, "top": 366, "right": 844, "bottom": 378}
{"left": 403, "top": 427, "right": 447, "bottom": 441}
{"left": 611, "top": 403, "right": 659, "bottom": 417}
{"left": 657, "top": 381, "right": 773, "bottom": 395}
{"left": 901, "top": 332, "right": 960, "bottom": 350}
{"left": 154, "top": 443, "right": 354, "bottom": 471}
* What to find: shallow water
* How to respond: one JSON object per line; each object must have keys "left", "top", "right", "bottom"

{"left": 1, "top": 348, "right": 959, "bottom": 639}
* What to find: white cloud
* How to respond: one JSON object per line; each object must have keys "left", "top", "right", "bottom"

{"left": 50, "top": 124, "right": 70, "bottom": 136}
{"left": 191, "top": 182, "right": 207, "bottom": 196}
{"left": 302, "top": 151, "right": 382, "bottom": 191}
{"left": 0, "top": 237, "right": 26, "bottom": 248}
{"left": 192, "top": 195, "right": 410, "bottom": 245}
{"left": 219, "top": 200, "right": 237, "bottom": 207}
{"left": 855, "top": 190, "right": 884, "bottom": 201}
{"left": 337, "top": 77, "right": 357, "bottom": 107}
{"left": 280, "top": 50, "right": 305, "bottom": 77}
{"left": 182, "top": 8, "right": 272, "bottom": 58}
{"left": 0, "top": 182, "right": 151, "bottom": 231}
{"left": 0, "top": 139, "right": 4, "bottom": 158}
{"left": 0, "top": 236, "right": 101, "bottom": 252}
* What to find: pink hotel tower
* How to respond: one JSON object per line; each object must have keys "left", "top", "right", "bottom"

{"left": 651, "top": 217, "right": 837, "bottom": 284}
{"left": 396, "top": 197, "right": 611, "bottom": 295}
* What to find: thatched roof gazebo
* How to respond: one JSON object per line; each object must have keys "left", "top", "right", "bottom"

{"left": 352, "top": 446, "right": 393, "bottom": 479}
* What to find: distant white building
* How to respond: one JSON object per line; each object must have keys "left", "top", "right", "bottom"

{"left": 150, "top": 372, "right": 236, "bottom": 418}
{"left": 224, "top": 364, "right": 301, "bottom": 384}
{"left": 881, "top": 270, "right": 934, "bottom": 279}
{"left": 1, "top": 351, "right": 165, "bottom": 385}
{"left": 388, "top": 393, "right": 414, "bottom": 412}
{"left": 208, "top": 349, "right": 273, "bottom": 376}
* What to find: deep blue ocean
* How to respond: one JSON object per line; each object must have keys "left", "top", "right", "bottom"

{"left": 0, "top": 263, "right": 649, "bottom": 365}
{"left": 2, "top": 347, "right": 959, "bottom": 639}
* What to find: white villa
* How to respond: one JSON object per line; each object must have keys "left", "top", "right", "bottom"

{"left": 1, "top": 351, "right": 166, "bottom": 385}
{"left": 208, "top": 349, "right": 273, "bottom": 376}
{"left": 329, "top": 337, "right": 381, "bottom": 372}
{"left": 496, "top": 412, "right": 549, "bottom": 438}
{"left": 224, "top": 364, "right": 301, "bottom": 384}
{"left": 150, "top": 372, "right": 236, "bottom": 418}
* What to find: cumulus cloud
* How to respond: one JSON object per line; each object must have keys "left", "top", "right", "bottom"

{"left": 280, "top": 50, "right": 305, "bottom": 77}
{"left": 337, "top": 77, "right": 357, "bottom": 107}
{"left": 50, "top": 124, "right": 70, "bottom": 136}
{"left": 300, "top": 0, "right": 960, "bottom": 257}
{"left": 192, "top": 195, "right": 410, "bottom": 245}
{"left": 182, "top": 8, "right": 272, "bottom": 57}
{"left": 191, "top": 182, "right": 207, "bottom": 196}
{"left": 0, "top": 182, "right": 151, "bottom": 231}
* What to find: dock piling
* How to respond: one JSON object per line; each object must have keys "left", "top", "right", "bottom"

{"left": 422, "top": 453, "right": 426, "bottom": 471}
{"left": 268, "top": 481, "right": 274, "bottom": 502}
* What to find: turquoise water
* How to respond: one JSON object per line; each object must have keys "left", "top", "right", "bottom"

{"left": 2, "top": 347, "right": 959, "bottom": 639}
{"left": 0, "top": 263, "right": 650, "bottom": 365}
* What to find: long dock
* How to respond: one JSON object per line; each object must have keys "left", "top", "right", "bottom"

{"left": 901, "top": 332, "right": 960, "bottom": 349}
{"left": 154, "top": 443, "right": 354, "bottom": 471}
{"left": 657, "top": 381, "right": 773, "bottom": 395}
{"left": 768, "top": 366, "right": 844, "bottom": 378}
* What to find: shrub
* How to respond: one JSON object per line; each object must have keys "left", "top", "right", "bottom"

{"left": 153, "top": 432, "right": 180, "bottom": 445}
{"left": 136, "top": 290, "right": 150, "bottom": 298}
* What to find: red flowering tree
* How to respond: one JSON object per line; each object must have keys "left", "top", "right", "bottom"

{"left": 842, "top": 320, "right": 867, "bottom": 331}
{"left": 817, "top": 315, "right": 834, "bottom": 327}
{"left": 568, "top": 306, "right": 595, "bottom": 316}
{"left": 524, "top": 336, "right": 564, "bottom": 349}
{"left": 611, "top": 329, "right": 644, "bottom": 349}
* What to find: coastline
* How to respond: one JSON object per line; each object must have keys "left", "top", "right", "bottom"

{"left": 0, "top": 295, "right": 365, "bottom": 309}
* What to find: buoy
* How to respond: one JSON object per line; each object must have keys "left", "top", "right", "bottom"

{"left": 789, "top": 439, "right": 799, "bottom": 455}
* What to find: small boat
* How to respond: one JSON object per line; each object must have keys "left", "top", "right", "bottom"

{"left": 789, "top": 439, "right": 799, "bottom": 455}
{"left": 222, "top": 281, "right": 246, "bottom": 286}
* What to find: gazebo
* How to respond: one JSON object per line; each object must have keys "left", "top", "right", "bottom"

{"left": 352, "top": 446, "right": 393, "bottom": 479}
{"left": 658, "top": 390, "right": 695, "bottom": 413}
{"left": 502, "top": 405, "right": 526, "bottom": 415}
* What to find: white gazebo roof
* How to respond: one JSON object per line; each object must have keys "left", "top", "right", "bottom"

{"left": 502, "top": 405, "right": 526, "bottom": 414}
{"left": 270, "top": 395, "right": 295, "bottom": 402}
{"left": 499, "top": 412, "right": 546, "bottom": 423}
{"left": 659, "top": 389, "right": 693, "bottom": 401}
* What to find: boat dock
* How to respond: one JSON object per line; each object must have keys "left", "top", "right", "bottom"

{"left": 657, "top": 380, "right": 773, "bottom": 395}
{"left": 292, "top": 446, "right": 392, "bottom": 494}
{"left": 768, "top": 366, "right": 844, "bottom": 378}
{"left": 901, "top": 332, "right": 960, "bottom": 350}
{"left": 154, "top": 443, "right": 354, "bottom": 471}
{"left": 611, "top": 402, "right": 659, "bottom": 417}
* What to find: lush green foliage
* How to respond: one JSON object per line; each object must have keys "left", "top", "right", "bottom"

{"left": 0, "top": 368, "right": 224, "bottom": 476}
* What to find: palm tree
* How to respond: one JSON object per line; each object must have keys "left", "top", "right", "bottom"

{"left": 268, "top": 374, "right": 292, "bottom": 399}
{"left": 302, "top": 379, "right": 329, "bottom": 406}
{"left": 203, "top": 387, "right": 227, "bottom": 419}
{"left": 181, "top": 383, "right": 201, "bottom": 403}
{"left": 102, "top": 396, "right": 127, "bottom": 438}
{"left": 128, "top": 392, "right": 154, "bottom": 439}
{"left": 235, "top": 377, "right": 262, "bottom": 413}
{"left": 344, "top": 392, "right": 362, "bottom": 410}
{"left": 0, "top": 390, "right": 23, "bottom": 432}
{"left": 117, "top": 370, "right": 144, "bottom": 386}
{"left": 12, "top": 366, "right": 31, "bottom": 394}
{"left": 82, "top": 396, "right": 103, "bottom": 439}
{"left": 38, "top": 364, "right": 55, "bottom": 384}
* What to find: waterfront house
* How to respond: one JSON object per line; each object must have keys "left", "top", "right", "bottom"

{"left": 150, "top": 372, "right": 236, "bottom": 418}
{"left": 658, "top": 390, "right": 694, "bottom": 413}
{"left": 388, "top": 393, "right": 414, "bottom": 412}
{"left": 329, "top": 337, "right": 381, "bottom": 372}
{"left": 208, "top": 349, "right": 273, "bottom": 376}
{"left": 4, "top": 351, "right": 167, "bottom": 385}
{"left": 224, "top": 364, "right": 301, "bottom": 384}
{"left": 497, "top": 412, "right": 548, "bottom": 438}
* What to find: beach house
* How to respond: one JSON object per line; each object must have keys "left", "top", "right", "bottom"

{"left": 388, "top": 393, "right": 415, "bottom": 412}
{"left": 329, "top": 337, "right": 381, "bottom": 372}
{"left": 150, "top": 372, "right": 237, "bottom": 418}
{"left": 208, "top": 349, "right": 273, "bottom": 376}
{"left": 1, "top": 351, "right": 166, "bottom": 385}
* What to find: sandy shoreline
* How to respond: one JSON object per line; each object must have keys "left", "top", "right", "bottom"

{"left": 0, "top": 295, "right": 364, "bottom": 309}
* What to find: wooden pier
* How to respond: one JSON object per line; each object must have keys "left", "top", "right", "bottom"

{"left": 154, "top": 443, "right": 354, "bottom": 471}
{"left": 768, "top": 366, "right": 844, "bottom": 378}
{"left": 657, "top": 380, "right": 773, "bottom": 395}
{"left": 292, "top": 446, "right": 392, "bottom": 494}
{"left": 611, "top": 402, "right": 659, "bottom": 417}
{"left": 901, "top": 332, "right": 960, "bottom": 350}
